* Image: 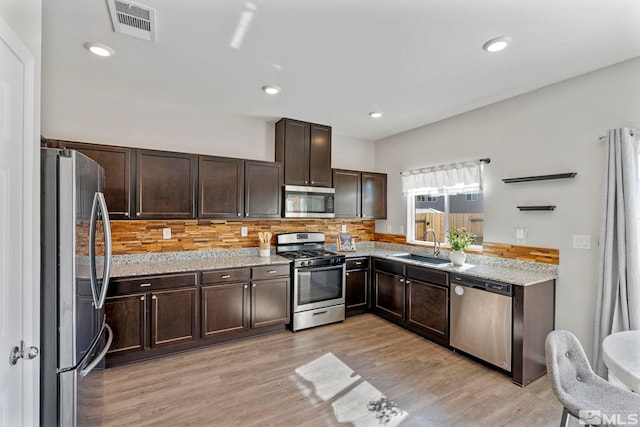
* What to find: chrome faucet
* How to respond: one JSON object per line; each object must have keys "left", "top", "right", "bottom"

{"left": 423, "top": 229, "right": 441, "bottom": 257}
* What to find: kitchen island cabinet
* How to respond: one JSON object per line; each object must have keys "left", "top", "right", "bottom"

{"left": 275, "top": 118, "right": 332, "bottom": 187}
{"left": 105, "top": 272, "right": 199, "bottom": 367}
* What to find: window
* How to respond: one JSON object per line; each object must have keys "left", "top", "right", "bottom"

{"left": 402, "top": 160, "right": 485, "bottom": 248}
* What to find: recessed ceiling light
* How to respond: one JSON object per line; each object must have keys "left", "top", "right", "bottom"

{"left": 83, "top": 42, "right": 115, "bottom": 57}
{"left": 261, "top": 85, "right": 281, "bottom": 95}
{"left": 369, "top": 111, "right": 383, "bottom": 118}
{"left": 482, "top": 36, "right": 511, "bottom": 53}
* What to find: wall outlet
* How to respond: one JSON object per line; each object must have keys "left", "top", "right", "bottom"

{"left": 341, "top": 224, "right": 347, "bottom": 233}
{"left": 162, "top": 228, "right": 171, "bottom": 239}
{"left": 241, "top": 226, "right": 248, "bottom": 237}
{"left": 573, "top": 234, "right": 591, "bottom": 250}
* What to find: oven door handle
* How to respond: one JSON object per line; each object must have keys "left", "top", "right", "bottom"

{"left": 296, "top": 264, "right": 345, "bottom": 273}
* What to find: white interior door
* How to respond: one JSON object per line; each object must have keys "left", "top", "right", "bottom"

{"left": 0, "top": 16, "right": 37, "bottom": 427}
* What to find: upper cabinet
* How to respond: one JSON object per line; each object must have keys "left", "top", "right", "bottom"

{"left": 45, "top": 140, "right": 132, "bottom": 219}
{"left": 275, "top": 118, "right": 332, "bottom": 187}
{"left": 333, "top": 169, "right": 387, "bottom": 219}
{"left": 244, "top": 160, "right": 282, "bottom": 218}
{"left": 198, "top": 156, "right": 244, "bottom": 218}
{"left": 135, "top": 149, "right": 197, "bottom": 219}
{"left": 362, "top": 172, "right": 387, "bottom": 219}
{"left": 198, "top": 156, "right": 282, "bottom": 219}
{"left": 333, "top": 169, "right": 361, "bottom": 218}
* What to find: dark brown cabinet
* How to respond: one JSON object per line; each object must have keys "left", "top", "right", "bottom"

{"left": 373, "top": 258, "right": 449, "bottom": 346}
{"left": 333, "top": 169, "right": 387, "bottom": 219}
{"left": 201, "top": 268, "right": 250, "bottom": 338}
{"left": 105, "top": 272, "right": 199, "bottom": 366}
{"left": 405, "top": 265, "right": 449, "bottom": 342}
{"left": 198, "top": 157, "right": 282, "bottom": 219}
{"left": 198, "top": 156, "right": 244, "bottom": 218}
{"left": 275, "top": 118, "right": 332, "bottom": 187}
{"left": 135, "top": 149, "right": 197, "bottom": 219}
{"left": 250, "top": 264, "right": 290, "bottom": 328}
{"left": 345, "top": 257, "right": 369, "bottom": 316}
{"left": 201, "top": 264, "right": 289, "bottom": 341}
{"left": 244, "top": 160, "right": 282, "bottom": 218}
{"left": 333, "top": 169, "right": 361, "bottom": 218}
{"left": 362, "top": 172, "right": 387, "bottom": 219}
{"left": 46, "top": 139, "right": 132, "bottom": 219}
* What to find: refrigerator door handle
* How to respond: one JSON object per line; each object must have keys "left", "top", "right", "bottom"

{"left": 89, "top": 192, "right": 112, "bottom": 309}
{"left": 80, "top": 323, "right": 113, "bottom": 377}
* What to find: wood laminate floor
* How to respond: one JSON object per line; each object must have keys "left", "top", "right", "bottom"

{"left": 94, "top": 314, "right": 572, "bottom": 427}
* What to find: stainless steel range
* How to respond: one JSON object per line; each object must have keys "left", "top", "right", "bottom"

{"left": 276, "top": 232, "right": 346, "bottom": 331}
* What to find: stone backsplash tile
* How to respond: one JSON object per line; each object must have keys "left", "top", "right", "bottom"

{"left": 110, "top": 219, "right": 375, "bottom": 255}
{"left": 374, "top": 233, "right": 559, "bottom": 265}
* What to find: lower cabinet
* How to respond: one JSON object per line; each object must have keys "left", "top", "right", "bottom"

{"left": 201, "top": 264, "right": 290, "bottom": 341}
{"left": 345, "top": 257, "right": 369, "bottom": 316}
{"left": 105, "top": 272, "right": 199, "bottom": 366}
{"left": 373, "top": 258, "right": 450, "bottom": 346}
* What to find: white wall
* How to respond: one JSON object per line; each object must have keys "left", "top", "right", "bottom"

{"left": 375, "top": 56, "right": 640, "bottom": 359}
{"left": 42, "top": 92, "right": 376, "bottom": 166}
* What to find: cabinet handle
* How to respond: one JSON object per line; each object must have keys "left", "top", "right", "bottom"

{"left": 400, "top": 278, "right": 405, "bottom": 283}
{"left": 140, "top": 296, "right": 145, "bottom": 301}
{"left": 267, "top": 270, "right": 276, "bottom": 274}
{"left": 346, "top": 272, "right": 350, "bottom": 276}
{"left": 311, "top": 181, "right": 314, "bottom": 184}
{"left": 152, "top": 295, "right": 157, "bottom": 300}
{"left": 124, "top": 212, "right": 129, "bottom": 217}
{"left": 221, "top": 275, "right": 231, "bottom": 279}
{"left": 252, "top": 283, "right": 256, "bottom": 287}
{"left": 244, "top": 285, "right": 248, "bottom": 289}
{"left": 355, "top": 261, "right": 362, "bottom": 265}
{"left": 304, "top": 180, "right": 308, "bottom": 184}
{"left": 406, "top": 280, "right": 411, "bottom": 285}
{"left": 245, "top": 213, "right": 249, "bottom": 217}
{"left": 237, "top": 213, "right": 241, "bottom": 217}
{"left": 136, "top": 212, "right": 141, "bottom": 217}
{"left": 140, "top": 283, "right": 151, "bottom": 288}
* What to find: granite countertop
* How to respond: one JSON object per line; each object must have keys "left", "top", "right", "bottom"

{"left": 105, "top": 243, "right": 558, "bottom": 287}
{"left": 108, "top": 250, "right": 291, "bottom": 278}
{"left": 335, "top": 245, "right": 558, "bottom": 287}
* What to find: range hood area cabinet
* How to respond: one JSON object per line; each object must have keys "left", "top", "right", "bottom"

{"left": 275, "top": 118, "right": 332, "bottom": 187}
{"left": 332, "top": 169, "right": 388, "bottom": 219}
{"left": 198, "top": 156, "right": 282, "bottom": 219}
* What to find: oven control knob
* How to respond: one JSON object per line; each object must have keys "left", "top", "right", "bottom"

{"left": 301, "top": 260, "right": 310, "bottom": 267}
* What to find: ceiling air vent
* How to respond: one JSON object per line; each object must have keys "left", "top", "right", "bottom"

{"left": 107, "top": 0, "right": 156, "bottom": 41}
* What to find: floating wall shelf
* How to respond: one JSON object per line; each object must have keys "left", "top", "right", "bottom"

{"left": 502, "top": 172, "right": 577, "bottom": 183}
{"left": 517, "top": 205, "right": 556, "bottom": 211}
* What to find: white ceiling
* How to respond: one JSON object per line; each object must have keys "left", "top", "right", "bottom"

{"left": 42, "top": 0, "right": 640, "bottom": 141}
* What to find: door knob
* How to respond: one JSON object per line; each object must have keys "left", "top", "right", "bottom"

{"left": 9, "top": 340, "right": 39, "bottom": 365}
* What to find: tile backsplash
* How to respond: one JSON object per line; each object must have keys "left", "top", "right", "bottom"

{"left": 110, "top": 219, "right": 375, "bottom": 255}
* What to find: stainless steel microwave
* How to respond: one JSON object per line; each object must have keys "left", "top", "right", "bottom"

{"left": 283, "top": 185, "right": 335, "bottom": 218}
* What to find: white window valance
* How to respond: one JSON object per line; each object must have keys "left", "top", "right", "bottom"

{"left": 401, "top": 159, "right": 483, "bottom": 195}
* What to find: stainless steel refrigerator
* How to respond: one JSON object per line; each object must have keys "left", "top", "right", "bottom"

{"left": 40, "top": 148, "right": 113, "bottom": 426}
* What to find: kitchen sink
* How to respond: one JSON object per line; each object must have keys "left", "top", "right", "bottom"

{"left": 390, "top": 253, "right": 451, "bottom": 265}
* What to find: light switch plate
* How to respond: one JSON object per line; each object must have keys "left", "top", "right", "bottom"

{"left": 241, "top": 226, "right": 248, "bottom": 237}
{"left": 162, "top": 228, "right": 171, "bottom": 239}
{"left": 341, "top": 224, "right": 347, "bottom": 233}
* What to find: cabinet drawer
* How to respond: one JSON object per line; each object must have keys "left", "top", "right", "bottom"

{"left": 202, "top": 268, "right": 249, "bottom": 285}
{"left": 108, "top": 273, "right": 198, "bottom": 296}
{"left": 406, "top": 265, "right": 448, "bottom": 287}
{"left": 251, "top": 264, "right": 290, "bottom": 280}
{"left": 373, "top": 258, "right": 405, "bottom": 276}
{"left": 346, "top": 257, "right": 369, "bottom": 270}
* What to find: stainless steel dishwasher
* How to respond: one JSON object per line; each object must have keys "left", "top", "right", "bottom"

{"left": 449, "top": 274, "right": 513, "bottom": 372}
